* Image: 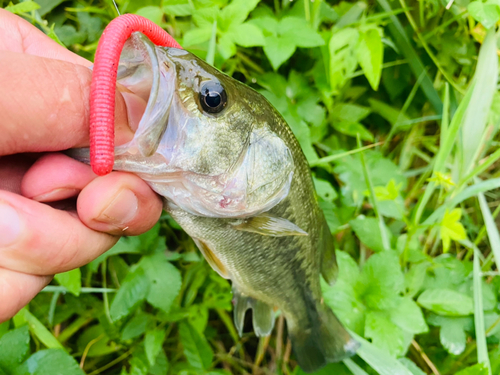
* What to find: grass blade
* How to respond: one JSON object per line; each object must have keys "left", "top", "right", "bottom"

{"left": 343, "top": 358, "right": 369, "bottom": 375}
{"left": 460, "top": 28, "right": 498, "bottom": 175}
{"left": 357, "top": 135, "right": 390, "bottom": 251}
{"left": 13, "top": 308, "right": 63, "bottom": 350}
{"left": 349, "top": 331, "right": 413, "bottom": 375}
{"left": 376, "top": 0, "right": 442, "bottom": 113}
{"left": 206, "top": 20, "right": 217, "bottom": 66}
{"left": 477, "top": 187, "right": 500, "bottom": 273}
{"left": 413, "top": 82, "right": 475, "bottom": 224}
{"left": 474, "top": 248, "right": 491, "bottom": 373}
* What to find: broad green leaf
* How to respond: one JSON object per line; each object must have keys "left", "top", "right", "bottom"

{"left": 263, "top": 35, "right": 296, "bottom": 70}
{"left": 163, "top": 0, "right": 192, "bottom": 16}
{"left": 149, "top": 349, "right": 169, "bottom": 375}
{"left": 135, "top": 6, "right": 164, "bottom": 25}
{"left": 89, "top": 236, "right": 142, "bottom": 272}
{"left": 360, "top": 251, "right": 404, "bottom": 310}
{"left": 110, "top": 267, "right": 150, "bottom": 322}
{"left": 405, "top": 262, "right": 429, "bottom": 298}
{"left": 365, "top": 311, "right": 406, "bottom": 357}
{"left": 313, "top": 177, "right": 338, "bottom": 202}
{"left": 336, "top": 250, "right": 361, "bottom": 285}
{"left": 139, "top": 254, "right": 182, "bottom": 314}
{"left": 121, "top": 313, "right": 152, "bottom": 341}
{"left": 35, "top": 0, "right": 65, "bottom": 16}
{"left": 390, "top": 297, "right": 428, "bottom": 334}
{"left": 350, "top": 216, "right": 392, "bottom": 253}
{"left": 417, "top": 289, "right": 473, "bottom": 316}
{"left": 322, "top": 278, "right": 366, "bottom": 334}
{"left": 5, "top": 1, "right": 40, "bottom": 14}
{"left": 179, "top": 321, "right": 213, "bottom": 370}
{"left": 54, "top": 269, "right": 81, "bottom": 296}
{"left": 456, "top": 363, "right": 489, "bottom": 375}
{"left": 15, "top": 349, "right": 84, "bottom": 375}
{"left": 219, "top": 0, "right": 260, "bottom": 28}
{"left": 329, "top": 27, "right": 359, "bottom": 91}
{"left": 439, "top": 314, "right": 468, "bottom": 355}
{"left": 0, "top": 326, "right": 30, "bottom": 372}
{"left": 0, "top": 322, "right": 8, "bottom": 339}
{"left": 332, "top": 103, "right": 371, "bottom": 123}
{"left": 145, "top": 328, "right": 166, "bottom": 366}
{"left": 14, "top": 309, "right": 62, "bottom": 350}
{"left": 218, "top": 32, "right": 237, "bottom": 60}
{"left": 440, "top": 209, "right": 466, "bottom": 253}
{"left": 279, "top": 17, "right": 324, "bottom": 47}
{"left": 333, "top": 121, "right": 374, "bottom": 141}
{"left": 467, "top": 2, "right": 500, "bottom": 29}
{"left": 229, "top": 22, "right": 265, "bottom": 47}
{"left": 183, "top": 27, "right": 212, "bottom": 47}
{"left": 319, "top": 201, "right": 342, "bottom": 233}
{"left": 356, "top": 28, "right": 383, "bottom": 90}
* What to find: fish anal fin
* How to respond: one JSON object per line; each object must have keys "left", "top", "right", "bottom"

{"left": 193, "top": 239, "right": 229, "bottom": 279}
{"left": 232, "top": 287, "right": 275, "bottom": 337}
{"left": 231, "top": 213, "right": 308, "bottom": 237}
{"left": 232, "top": 288, "right": 252, "bottom": 337}
{"left": 251, "top": 299, "right": 275, "bottom": 337}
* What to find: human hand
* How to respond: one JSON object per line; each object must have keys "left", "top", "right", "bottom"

{"left": 0, "top": 9, "right": 163, "bottom": 321}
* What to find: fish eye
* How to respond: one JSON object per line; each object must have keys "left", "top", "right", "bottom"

{"left": 200, "top": 81, "right": 227, "bottom": 114}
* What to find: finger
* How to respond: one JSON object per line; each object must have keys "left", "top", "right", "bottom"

{"left": 0, "top": 9, "right": 89, "bottom": 66}
{"left": 0, "top": 267, "right": 51, "bottom": 323}
{"left": 77, "top": 172, "right": 163, "bottom": 235}
{"left": 21, "top": 153, "right": 96, "bottom": 202}
{"left": 0, "top": 190, "right": 118, "bottom": 276}
{"left": 21, "top": 154, "right": 163, "bottom": 236}
{"left": 0, "top": 51, "right": 145, "bottom": 155}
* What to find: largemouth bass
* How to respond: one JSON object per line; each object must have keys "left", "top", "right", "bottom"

{"left": 73, "top": 33, "right": 358, "bottom": 372}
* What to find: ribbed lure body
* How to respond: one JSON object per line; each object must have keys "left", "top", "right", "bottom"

{"left": 90, "top": 14, "right": 181, "bottom": 176}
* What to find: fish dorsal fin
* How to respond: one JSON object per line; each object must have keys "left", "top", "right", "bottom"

{"left": 320, "top": 219, "right": 338, "bottom": 286}
{"left": 232, "top": 287, "right": 275, "bottom": 337}
{"left": 192, "top": 239, "right": 230, "bottom": 279}
{"left": 231, "top": 213, "right": 308, "bottom": 237}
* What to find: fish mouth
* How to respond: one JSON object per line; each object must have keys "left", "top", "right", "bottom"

{"left": 113, "top": 33, "right": 177, "bottom": 162}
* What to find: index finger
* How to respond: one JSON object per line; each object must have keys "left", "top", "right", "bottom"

{"left": 0, "top": 50, "right": 138, "bottom": 155}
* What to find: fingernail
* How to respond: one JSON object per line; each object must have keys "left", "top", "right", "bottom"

{"left": 96, "top": 189, "right": 139, "bottom": 225}
{"left": 32, "top": 188, "right": 80, "bottom": 202}
{"left": 0, "top": 203, "right": 22, "bottom": 247}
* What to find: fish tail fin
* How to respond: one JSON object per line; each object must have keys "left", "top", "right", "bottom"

{"left": 288, "top": 303, "right": 359, "bottom": 373}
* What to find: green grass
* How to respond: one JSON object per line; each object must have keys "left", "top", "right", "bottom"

{"left": 2, "top": 0, "right": 500, "bottom": 374}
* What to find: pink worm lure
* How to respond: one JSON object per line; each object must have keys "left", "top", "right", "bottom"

{"left": 90, "top": 14, "right": 182, "bottom": 176}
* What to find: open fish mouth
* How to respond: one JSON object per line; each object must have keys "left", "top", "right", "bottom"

{"left": 71, "top": 32, "right": 295, "bottom": 219}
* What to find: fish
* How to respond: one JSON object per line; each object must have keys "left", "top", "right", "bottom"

{"left": 72, "top": 33, "right": 359, "bottom": 372}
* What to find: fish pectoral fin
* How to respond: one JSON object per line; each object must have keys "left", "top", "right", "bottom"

{"left": 231, "top": 213, "right": 308, "bottom": 237}
{"left": 232, "top": 288, "right": 275, "bottom": 337}
{"left": 193, "top": 239, "right": 230, "bottom": 279}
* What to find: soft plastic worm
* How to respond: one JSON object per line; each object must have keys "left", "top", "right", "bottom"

{"left": 90, "top": 14, "right": 182, "bottom": 176}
